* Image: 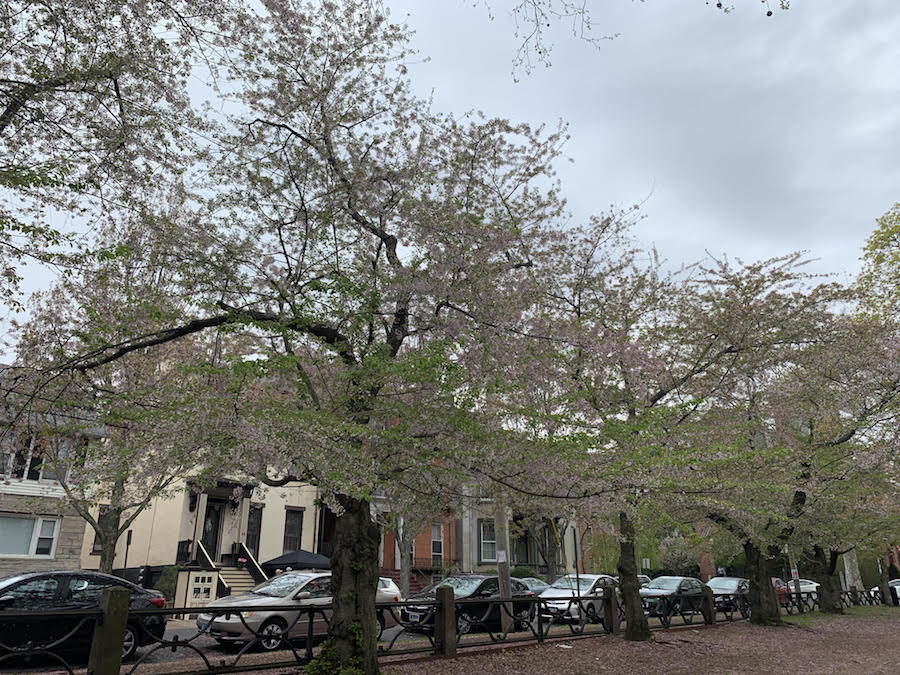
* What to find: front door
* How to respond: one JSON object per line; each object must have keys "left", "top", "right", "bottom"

{"left": 246, "top": 505, "right": 263, "bottom": 560}
{"left": 201, "top": 499, "right": 226, "bottom": 562}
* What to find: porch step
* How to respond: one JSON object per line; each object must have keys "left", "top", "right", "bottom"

{"left": 218, "top": 566, "right": 257, "bottom": 595}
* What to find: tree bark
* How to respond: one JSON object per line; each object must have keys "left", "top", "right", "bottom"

{"left": 97, "top": 507, "right": 123, "bottom": 574}
{"left": 398, "top": 529, "right": 414, "bottom": 600}
{"left": 744, "top": 541, "right": 781, "bottom": 625}
{"left": 315, "top": 495, "right": 381, "bottom": 675}
{"left": 842, "top": 549, "right": 864, "bottom": 593}
{"left": 807, "top": 545, "right": 843, "bottom": 614}
{"left": 616, "top": 511, "right": 651, "bottom": 641}
{"left": 879, "top": 556, "right": 893, "bottom": 606}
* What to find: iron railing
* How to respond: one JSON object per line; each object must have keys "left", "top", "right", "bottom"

{"left": 0, "top": 587, "right": 891, "bottom": 675}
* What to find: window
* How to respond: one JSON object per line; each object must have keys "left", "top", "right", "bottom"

{"left": 2, "top": 576, "right": 62, "bottom": 610}
{"left": 431, "top": 522, "right": 443, "bottom": 565}
{"left": 0, "top": 515, "right": 60, "bottom": 558}
{"left": 479, "top": 519, "right": 497, "bottom": 563}
{"left": 283, "top": 508, "right": 304, "bottom": 553}
{"left": 0, "top": 435, "right": 69, "bottom": 482}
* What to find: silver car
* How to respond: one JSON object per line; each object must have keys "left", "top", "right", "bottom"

{"left": 539, "top": 574, "right": 617, "bottom": 624}
{"left": 197, "top": 571, "right": 401, "bottom": 650}
{"left": 197, "top": 570, "right": 332, "bottom": 651}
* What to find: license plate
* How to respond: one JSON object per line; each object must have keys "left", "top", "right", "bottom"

{"left": 408, "top": 612, "right": 420, "bottom": 623}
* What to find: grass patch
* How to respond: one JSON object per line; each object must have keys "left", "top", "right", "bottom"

{"left": 783, "top": 604, "right": 899, "bottom": 628}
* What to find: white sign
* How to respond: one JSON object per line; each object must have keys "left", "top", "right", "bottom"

{"left": 791, "top": 568, "right": 799, "bottom": 581}
{"left": 497, "top": 550, "right": 507, "bottom": 563}
{"left": 642, "top": 558, "right": 650, "bottom": 570}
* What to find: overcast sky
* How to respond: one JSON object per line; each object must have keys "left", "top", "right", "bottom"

{"left": 390, "top": 1, "right": 900, "bottom": 280}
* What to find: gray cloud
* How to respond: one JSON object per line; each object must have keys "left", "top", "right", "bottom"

{"left": 393, "top": 0, "right": 900, "bottom": 277}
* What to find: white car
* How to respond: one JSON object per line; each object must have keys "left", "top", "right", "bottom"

{"left": 539, "top": 574, "right": 617, "bottom": 624}
{"left": 787, "top": 578, "right": 820, "bottom": 594}
{"left": 869, "top": 579, "right": 900, "bottom": 594}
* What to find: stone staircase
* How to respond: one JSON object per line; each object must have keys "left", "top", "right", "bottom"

{"left": 218, "top": 566, "right": 257, "bottom": 596}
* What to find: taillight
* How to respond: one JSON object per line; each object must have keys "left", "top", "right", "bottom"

{"left": 528, "top": 592, "right": 535, "bottom": 597}
{"left": 393, "top": 595, "right": 399, "bottom": 602}
{"left": 149, "top": 597, "right": 166, "bottom": 608}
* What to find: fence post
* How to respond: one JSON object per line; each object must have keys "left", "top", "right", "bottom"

{"left": 601, "top": 580, "right": 618, "bottom": 634}
{"left": 87, "top": 586, "right": 130, "bottom": 675}
{"left": 700, "top": 587, "right": 715, "bottom": 625}
{"left": 850, "top": 585, "right": 859, "bottom": 606}
{"left": 434, "top": 585, "right": 457, "bottom": 658}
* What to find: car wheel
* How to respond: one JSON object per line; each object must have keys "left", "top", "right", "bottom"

{"left": 457, "top": 612, "right": 473, "bottom": 635}
{"left": 121, "top": 623, "right": 139, "bottom": 662}
{"left": 258, "top": 618, "right": 287, "bottom": 652}
{"left": 585, "top": 603, "right": 599, "bottom": 624}
{"left": 739, "top": 600, "right": 750, "bottom": 619}
{"left": 375, "top": 612, "right": 385, "bottom": 641}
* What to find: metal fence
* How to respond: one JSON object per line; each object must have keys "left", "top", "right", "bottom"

{"left": 0, "top": 587, "right": 891, "bottom": 675}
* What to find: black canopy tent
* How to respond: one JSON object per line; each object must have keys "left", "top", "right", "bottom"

{"left": 260, "top": 550, "right": 331, "bottom": 574}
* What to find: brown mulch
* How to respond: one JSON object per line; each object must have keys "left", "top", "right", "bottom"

{"left": 382, "top": 608, "right": 900, "bottom": 674}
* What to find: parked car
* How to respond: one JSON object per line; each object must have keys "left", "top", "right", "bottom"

{"left": 375, "top": 577, "right": 403, "bottom": 638}
{"left": 198, "top": 570, "right": 333, "bottom": 650}
{"left": 869, "top": 579, "right": 900, "bottom": 595}
{"left": 789, "top": 578, "right": 820, "bottom": 595}
{"left": 518, "top": 577, "right": 550, "bottom": 594}
{"left": 771, "top": 577, "right": 791, "bottom": 608}
{"left": 400, "top": 575, "right": 535, "bottom": 634}
{"left": 706, "top": 576, "right": 750, "bottom": 618}
{"left": 613, "top": 574, "right": 651, "bottom": 586}
{"left": 198, "top": 571, "right": 401, "bottom": 649}
{"left": 0, "top": 570, "right": 166, "bottom": 661}
{"left": 539, "top": 574, "right": 617, "bottom": 624}
{"left": 639, "top": 576, "right": 707, "bottom": 627}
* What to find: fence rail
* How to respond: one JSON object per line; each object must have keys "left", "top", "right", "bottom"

{"left": 0, "top": 587, "right": 892, "bottom": 675}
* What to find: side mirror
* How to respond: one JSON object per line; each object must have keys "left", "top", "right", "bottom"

{"left": 0, "top": 595, "right": 15, "bottom": 609}
{"left": 294, "top": 591, "right": 311, "bottom": 600}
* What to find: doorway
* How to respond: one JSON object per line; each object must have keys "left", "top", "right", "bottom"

{"left": 201, "top": 499, "right": 227, "bottom": 562}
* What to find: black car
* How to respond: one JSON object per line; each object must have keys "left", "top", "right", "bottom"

{"left": 706, "top": 576, "right": 750, "bottom": 618}
{"left": 0, "top": 571, "right": 166, "bottom": 661}
{"left": 400, "top": 575, "right": 535, "bottom": 634}
{"left": 639, "top": 575, "right": 707, "bottom": 627}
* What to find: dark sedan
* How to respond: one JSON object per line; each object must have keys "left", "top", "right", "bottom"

{"left": 0, "top": 570, "right": 166, "bottom": 661}
{"left": 639, "top": 575, "right": 707, "bottom": 627}
{"left": 706, "top": 576, "right": 750, "bottom": 618}
{"left": 400, "top": 575, "right": 535, "bottom": 634}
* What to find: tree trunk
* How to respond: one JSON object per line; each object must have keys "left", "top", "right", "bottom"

{"left": 314, "top": 495, "right": 381, "bottom": 675}
{"left": 842, "top": 549, "right": 864, "bottom": 593}
{"left": 616, "top": 511, "right": 651, "bottom": 641}
{"left": 97, "top": 508, "right": 122, "bottom": 574}
{"left": 807, "top": 545, "right": 842, "bottom": 614}
{"left": 398, "top": 529, "right": 414, "bottom": 599}
{"left": 744, "top": 541, "right": 781, "bottom": 625}
{"left": 879, "top": 557, "right": 893, "bottom": 606}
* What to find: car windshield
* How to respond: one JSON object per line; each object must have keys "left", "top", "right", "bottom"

{"left": 549, "top": 576, "right": 596, "bottom": 592}
{"left": 251, "top": 573, "right": 311, "bottom": 597}
{"left": 645, "top": 577, "right": 681, "bottom": 590}
{"left": 423, "top": 577, "right": 484, "bottom": 595}
{"left": 707, "top": 578, "right": 739, "bottom": 593}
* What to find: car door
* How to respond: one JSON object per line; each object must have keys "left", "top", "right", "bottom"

{"left": 62, "top": 573, "right": 134, "bottom": 648}
{"left": 472, "top": 578, "right": 499, "bottom": 625}
{"left": 0, "top": 574, "right": 67, "bottom": 651}
{"left": 510, "top": 579, "right": 532, "bottom": 620}
{"left": 293, "top": 576, "right": 332, "bottom": 638}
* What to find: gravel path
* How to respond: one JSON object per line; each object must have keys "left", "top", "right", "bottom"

{"left": 383, "top": 607, "right": 900, "bottom": 674}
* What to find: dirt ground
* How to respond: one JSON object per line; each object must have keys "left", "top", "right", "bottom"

{"left": 382, "top": 606, "right": 900, "bottom": 674}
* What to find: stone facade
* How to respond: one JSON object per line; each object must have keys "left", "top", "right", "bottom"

{"left": 0, "top": 493, "right": 86, "bottom": 577}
